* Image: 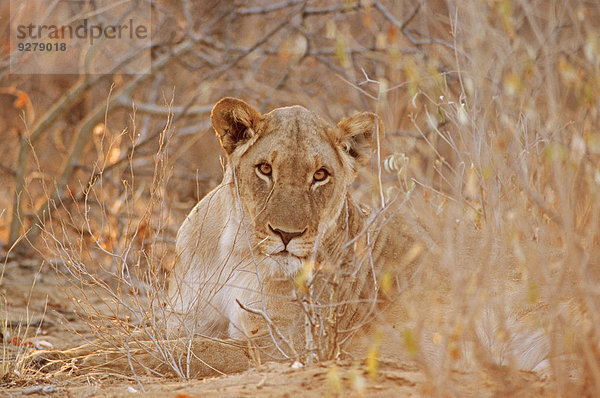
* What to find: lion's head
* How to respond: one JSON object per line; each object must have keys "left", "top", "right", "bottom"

{"left": 210, "top": 98, "right": 381, "bottom": 276}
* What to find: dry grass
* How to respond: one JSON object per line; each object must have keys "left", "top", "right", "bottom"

{"left": 1, "top": 0, "right": 599, "bottom": 395}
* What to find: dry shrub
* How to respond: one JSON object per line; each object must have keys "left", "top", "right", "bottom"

{"left": 377, "top": 1, "right": 600, "bottom": 395}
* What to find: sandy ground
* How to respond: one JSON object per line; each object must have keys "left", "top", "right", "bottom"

{"left": 1, "top": 258, "right": 551, "bottom": 397}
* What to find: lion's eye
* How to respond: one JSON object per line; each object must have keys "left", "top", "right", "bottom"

{"left": 257, "top": 163, "right": 272, "bottom": 176}
{"left": 313, "top": 168, "right": 329, "bottom": 182}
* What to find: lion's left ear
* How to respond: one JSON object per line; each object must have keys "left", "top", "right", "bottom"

{"left": 334, "top": 112, "right": 382, "bottom": 167}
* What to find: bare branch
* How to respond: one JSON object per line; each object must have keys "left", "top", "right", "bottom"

{"left": 236, "top": 0, "right": 305, "bottom": 15}
{"left": 304, "top": 2, "right": 361, "bottom": 15}
{"left": 115, "top": 98, "right": 212, "bottom": 117}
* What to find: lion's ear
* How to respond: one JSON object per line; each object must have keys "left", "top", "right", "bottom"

{"left": 335, "top": 112, "right": 382, "bottom": 167}
{"left": 211, "top": 97, "right": 262, "bottom": 155}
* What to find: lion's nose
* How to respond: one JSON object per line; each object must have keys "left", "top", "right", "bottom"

{"left": 269, "top": 225, "right": 306, "bottom": 247}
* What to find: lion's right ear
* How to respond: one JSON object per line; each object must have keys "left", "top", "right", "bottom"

{"left": 334, "top": 112, "right": 382, "bottom": 168}
{"left": 211, "top": 97, "right": 262, "bottom": 155}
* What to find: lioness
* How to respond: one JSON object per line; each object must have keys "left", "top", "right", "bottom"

{"left": 27, "top": 98, "right": 423, "bottom": 378}
{"left": 166, "top": 98, "right": 420, "bottom": 359}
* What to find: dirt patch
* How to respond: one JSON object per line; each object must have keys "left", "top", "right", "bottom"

{"left": 3, "top": 359, "right": 550, "bottom": 397}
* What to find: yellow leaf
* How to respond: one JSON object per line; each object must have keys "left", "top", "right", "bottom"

{"left": 294, "top": 261, "right": 313, "bottom": 294}
{"left": 404, "top": 60, "right": 420, "bottom": 98}
{"left": 543, "top": 142, "right": 568, "bottom": 165}
{"left": 503, "top": 72, "right": 523, "bottom": 96}
{"left": 528, "top": 281, "right": 539, "bottom": 304}
{"left": 366, "top": 331, "right": 382, "bottom": 379}
{"left": 335, "top": 35, "right": 351, "bottom": 69}
{"left": 495, "top": 0, "right": 515, "bottom": 39}
{"left": 327, "top": 365, "right": 343, "bottom": 394}
{"left": 380, "top": 270, "right": 393, "bottom": 295}
{"left": 402, "top": 329, "right": 418, "bottom": 356}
